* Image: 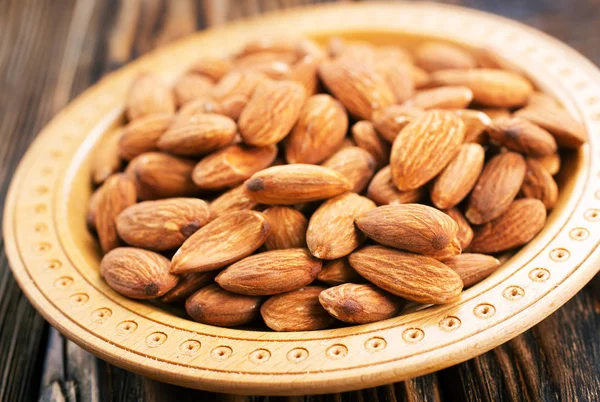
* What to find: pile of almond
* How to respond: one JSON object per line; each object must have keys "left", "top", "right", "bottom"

{"left": 89, "top": 36, "right": 587, "bottom": 331}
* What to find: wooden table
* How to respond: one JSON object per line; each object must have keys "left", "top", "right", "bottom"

{"left": 1, "top": 0, "right": 599, "bottom": 400}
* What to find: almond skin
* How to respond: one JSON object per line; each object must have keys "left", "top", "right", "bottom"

{"left": 351, "top": 120, "right": 390, "bottom": 167}
{"left": 445, "top": 208, "right": 474, "bottom": 250}
{"left": 192, "top": 144, "right": 277, "bottom": 191}
{"left": 170, "top": 210, "right": 270, "bottom": 274}
{"left": 290, "top": 55, "right": 320, "bottom": 95}
{"left": 468, "top": 198, "right": 547, "bottom": 253}
{"left": 157, "top": 113, "right": 237, "bottom": 156}
{"left": 126, "top": 73, "right": 175, "bottom": 121}
{"left": 480, "top": 108, "right": 511, "bottom": 121}
{"left": 488, "top": 117, "right": 557, "bottom": 156}
{"left": 466, "top": 152, "right": 527, "bottom": 224}
{"left": 285, "top": 94, "right": 348, "bottom": 164}
{"left": 375, "top": 59, "right": 415, "bottom": 103}
{"left": 209, "top": 184, "right": 259, "bottom": 219}
{"left": 532, "top": 153, "right": 561, "bottom": 176}
{"left": 215, "top": 248, "right": 321, "bottom": 295}
{"left": 100, "top": 247, "right": 179, "bottom": 299}
{"left": 349, "top": 245, "right": 463, "bottom": 304}
{"left": 95, "top": 174, "right": 137, "bottom": 253}
{"left": 178, "top": 96, "right": 224, "bottom": 118}
{"left": 367, "top": 166, "right": 425, "bottom": 206}
{"left": 371, "top": 104, "right": 423, "bottom": 142}
{"left": 185, "top": 284, "right": 262, "bottom": 327}
{"left": 321, "top": 147, "right": 376, "bottom": 193}
{"left": 119, "top": 114, "right": 174, "bottom": 161}
{"left": 443, "top": 253, "right": 501, "bottom": 287}
{"left": 211, "top": 71, "right": 263, "bottom": 120}
{"left": 116, "top": 198, "right": 211, "bottom": 251}
{"left": 238, "top": 79, "right": 307, "bottom": 146}
{"left": 307, "top": 193, "right": 376, "bottom": 260}
{"left": 429, "top": 236, "right": 462, "bottom": 260}
{"left": 92, "top": 128, "right": 123, "bottom": 185}
{"left": 244, "top": 164, "right": 351, "bottom": 205}
{"left": 452, "top": 109, "right": 491, "bottom": 144}
{"left": 429, "top": 69, "right": 533, "bottom": 108}
{"left": 390, "top": 109, "right": 466, "bottom": 191}
{"left": 521, "top": 158, "right": 558, "bottom": 210}
{"left": 319, "top": 58, "right": 394, "bottom": 119}
{"left": 356, "top": 204, "right": 459, "bottom": 256}
{"left": 189, "top": 56, "right": 234, "bottom": 82}
{"left": 317, "top": 258, "right": 364, "bottom": 286}
{"left": 173, "top": 73, "right": 214, "bottom": 105}
{"left": 125, "top": 152, "right": 200, "bottom": 201}
{"left": 414, "top": 42, "right": 478, "bottom": 72}
{"left": 319, "top": 283, "right": 405, "bottom": 324}
{"left": 263, "top": 206, "right": 308, "bottom": 250}
{"left": 261, "top": 286, "right": 334, "bottom": 331}
{"left": 405, "top": 86, "right": 474, "bottom": 110}
{"left": 431, "top": 143, "right": 485, "bottom": 209}
{"left": 160, "top": 272, "right": 215, "bottom": 303}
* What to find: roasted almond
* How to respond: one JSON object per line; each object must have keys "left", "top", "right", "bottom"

{"left": 177, "top": 96, "right": 224, "bottom": 118}
{"left": 170, "top": 210, "right": 270, "bottom": 274}
{"left": 351, "top": 121, "right": 390, "bottom": 167}
{"left": 405, "top": 86, "right": 473, "bottom": 110}
{"left": 531, "top": 153, "right": 561, "bottom": 175}
{"left": 452, "top": 109, "right": 491, "bottom": 143}
{"left": 431, "top": 143, "right": 485, "bottom": 209}
{"left": 349, "top": 245, "right": 463, "bottom": 304}
{"left": 263, "top": 206, "right": 308, "bottom": 250}
{"left": 160, "top": 271, "right": 215, "bottom": 303}
{"left": 428, "top": 236, "right": 462, "bottom": 260}
{"left": 238, "top": 79, "right": 306, "bottom": 146}
{"left": 375, "top": 59, "right": 415, "bottom": 103}
{"left": 185, "top": 284, "right": 262, "bottom": 327}
{"left": 414, "top": 41, "right": 478, "bottom": 72}
{"left": 445, "top": 208, "right": 474, "bottom": 250}
{"left": 192, "top": 144, "right": 277, "bottom": 191}
{"left": 211, "top": 71, "right": 263, "bottom": 120}
{"left": 157, "top": 113, "right": 236, "bottom": 156}
{"left": 209, "top": 184, "right": 259, "bottom": 219}
{"left": 92, "top": 128, "right": 123, "bottom": 185}
{"left": 411, "top": 65, "right": 430, "bottom": 88}
{"left": 119, "top": 114, "right": 173, "bottom": 161}
{"left": 317, "top": 258, "right": 364, "bottom": 286}
{"left": 215, "top": 248, "right": 321, "bottom": 295}
{"left": 390, "top": 109, "right": 466, "bottom": 191}
{"left": 261, "top": 286, "right": 334, "bottom": 331}
{"left": 319, "top": 283, "right": 405, "bottom": 324}
{"left": 479, "top": 107, "right": 511, "bottom": 121}
{"left": 307, "top": 193, "right": 376, "bottom": 260}
{"left": 321, "top": 147, "right": 376, "bottom": 193}
{"left": 244, "top": 164, "right": 351, "bottom": 205}
{"left": 100, "top": 247, "right": 178, "bottom": 299}
{"left": 116, "top": 198, "right": 211, "bottom": 251}
{"left": 521, "top": 158, "right": 558, "bottom": 209}
{"left": 488, "top": 116, "right": 557, "bottom": 156}
{"left": 125, "top": 73, "right": 175, "bottom": 121}
{"left": 289, "top": 55, "right": 319, "bottom": 95}
{"left": 466, "top": 152, "right": 527, "bottom": 224}
{"left": 95, "top": 173, "right": 137, "bottom": 253}
{"left": 371, "top": 104, "right": 424, "bottom": 142}
{"left": 173, "top": 73, "right": 214, "bottom": 105}
{"left": 356, "top": 204, "right": 459, "bottom": 256}
{"left": 189, "top": 56, "right": 234, "bottom": 82}
{"left": 367, "top": 166, "right": 426, "bottom": 206}
{"left": 468, "top": 198, "right": 547, "bottom": 253}
{"left": 375, "top": 45, "right": 414, "bottom": 65}
{"left": 443, "top": 253, "right": 501, "bottom": 287}
{"left": 285, "top": 94, "right": 348, "bottom": 164}
{"left": 428, "top": 69, "right": 533, "bottom": 108}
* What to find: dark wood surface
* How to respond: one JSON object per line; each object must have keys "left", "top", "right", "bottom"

{"left": 1, "top": 0, "right": 599, "bottom": 401}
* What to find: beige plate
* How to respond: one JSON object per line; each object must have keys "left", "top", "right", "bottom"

{"left": 3, "top": 2, "right": 600, "bottom": 396}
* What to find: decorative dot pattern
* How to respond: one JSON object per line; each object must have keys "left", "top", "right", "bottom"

{"left": 502, "top": 286, "right": 525, "bottom": 300}
{"left": 326, "top": 344, "right": 348, "bottom": 359}
{"left": 287, "top": 348, "right": 309, "bottom": 363}
{"left": 529, "top": 268, "right": 551, "bottom": 282}
{"left": 116, "top": 321, "right": 138, "bottom": 335}
{"left": 402, "top": 328, "right": 425, "bottom": 343}
{"left": 249, "top": 349, "right": 271, "bottom": 364}
{"left": 365, "top": 337, "right": 387, "bottom": 352}
{"left": 146, "top": 332, "right": 167, "bottom": 347}
{"left": 474, "top": 303, "right": 496, "bottom": 319}
{"left": 438, "top": 316, "right": 461, "bottom": 332}
{"left": 211, "top": 346, "right": 232, "bottom": 360}
{"left": 550, "top": 248, "right": 570, "bottom": 262}
{"left": 180, "top": 340, "right": 201, "bottom": 355}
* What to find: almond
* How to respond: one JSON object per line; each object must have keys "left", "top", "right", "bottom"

{"left": 429, "top": 69, "right": 533, "bottom": 108}
{"left": 488, "top": 117, "right": 557, "bottom": 156}
{"left": 177, "top": 96, "right": 224, "bottom": 118}
{"left": 215, "top": 248, "right": 321, "bottom": 295}
{"left": 173, "top": 73, "right": 214, "bottom": 105}
{"left": 443, "top": 253, "right": 501, "bottom": 287}
{"left": 86, "top": 186, "right": 102, "bottom": 230}
{"left": 390, "top": 109, "right": 466, "bottom": 191}
{"left": 414, "top": 42, "right": 478, "bottom": 72}
{"left": 479, "top": 107, "right": 511, "bottom": 121}
{"left": 239, "top": 38, "right": 297, "bottom": 57}
{"left": 468, "top": 198, "right": 546, "bottom": 253}
{"left": 375, "top": 46, "right": 414, "bottom": 65}
{"left": 170, "top": 210, "right": 270, "bottom": 274}
{"left": 351, "top": 121, "right": 390, "bottom": 167}
{"left": 452, "top": 109, "right": 491, "bottom": 143}
{"left": 189, "top": 56, "right": 234, "bottom": 82}
{"left": 209, "top": 184, "right": 259, "bottom": 219}
{"left": 244, "top": 164, "right": 351, "bottom": 205}
{"left": 185, "top": 284, "right": 262, "bottom": 327}
{"left": 319, "top": 283, "right": 405, "bottom": 324}
{"left": 261, "top": 286, "right": 334, "bottom": 331}
{"left": 445, "top": 208, "right": 474, "bottom": 250}
{"left": 405, "top": 86, "right": 473, "bottom": 110}
{"left": 100, "top": 247, "right": 178, "bottom": 299}
{"left": 356, "top": 204, "right": 459, "bottom": 256}
{"left": 211, "top": 71, "right": 263, "bottom": 120}
{"left": 125, "top": 152, "right": 199, "bottom": 200}
{"left": 475, "top": 47, "right": 524, "bottom": 75}
{"left": 92, "top": 128, "right": 123, "bottom": 185}
{"left": 125, "top": 73, "right": 175, "bottom": 121}
{"left": 119, "top": 114, "right": 173, "bottom": 161}
{"left": 531, "top": 153, "right": 561, "bottom": 175}
{"left": 411, "top": 65, "right": 430, "bottom": 88}
{"left": 367, "top": 166, "right": 425, "bottom": 206}
{"left": 285, "top": 94, "right": 348, "bottom": 164}
{"left": 349, "top": 245, "right": 463, "bottom": 304}
{"left": 307, "top": 193, "right": 376, "bottom": 260}
{"left": 263, "top": 206, "right": 308, "bottom": 250}
{"left": 371, "top": 104, "right": 423, "bottom": 142}
{"left": 157, "top": 113, "right": 236, "bottom": 156}
{"left": 317, "top": 258, "right": 364, "bottom": 286}
{"left": 95, "top": 174, "right": 137, "bottom": 253}
{"left": 319, "top": 58, "right": 394, "bottom": 119}
{"left": 521, "top": 158, "right": 558, "bottom": 209}
{"left": 238, "top": 79, "right": 306, "bottom": 146}
{"left": 375, "top": 60, "right": 415, "bottom": 103}
{"left": 428, "top": 236, "right": 462, "bottom": 260}
{"left": 236, "top": 55, "right": 293, "bottom": 80}
{"left": 295, "top": 38, "right": 326, "bottom": 60}
{"left": 116, "top": 198, "right": 211, "bottom": 251}
{"left": 289, "top": 56, "right": 319, "bottom": 95}
{"left": 192, "top": 144, "right": 277, "bottom": 191}
{"left": 321, "top": 147, "right": 376, "bottom": 193}
{"left": 466, "top": 152, "right": 527, "bottom": 224}
{"left": 526, "top": 92, "right": 560, "bottom": 108}
{"left": 160, "top": 272, "right": 215, "bottom": 303}
{"left": 431, "top": 143, "right": 485, "bottom": 209}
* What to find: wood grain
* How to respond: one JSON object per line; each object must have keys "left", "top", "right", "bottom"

{"left": 1, "top": 0, "right": 599, "bottom": 401}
